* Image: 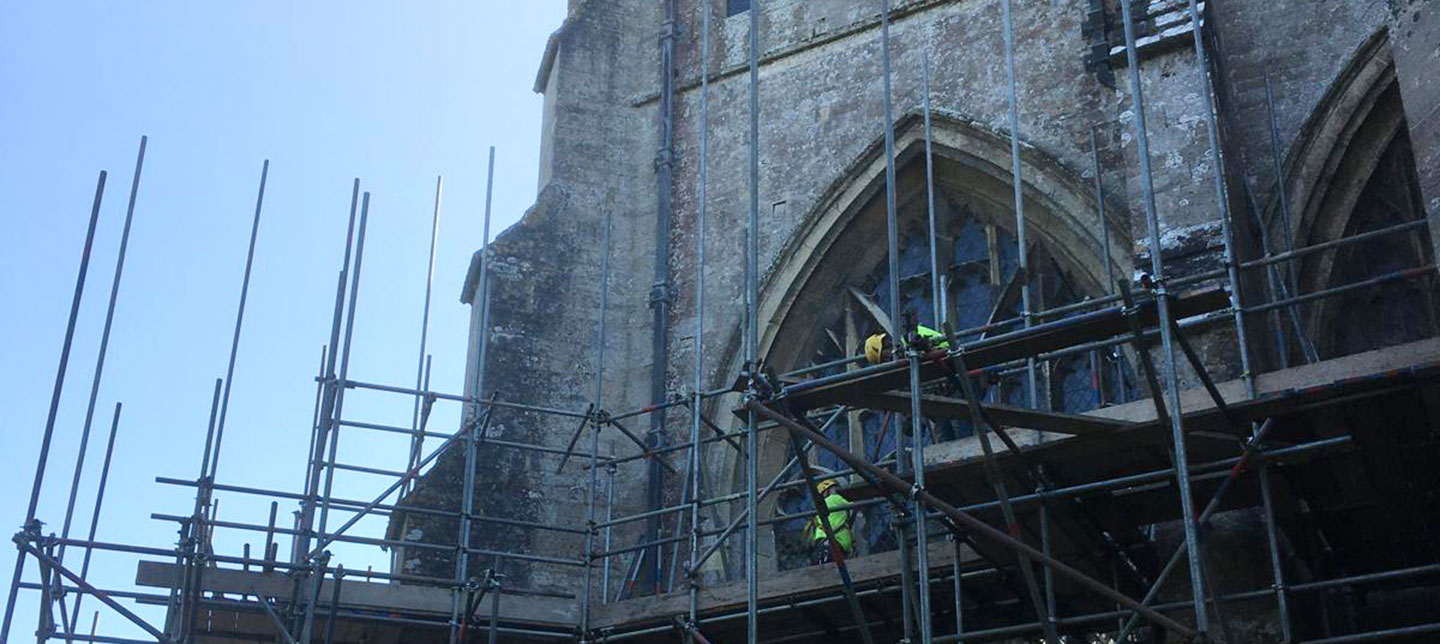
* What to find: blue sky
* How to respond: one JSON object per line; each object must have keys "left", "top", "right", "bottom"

{"left": 0, "top": 2, "right": 566, "bottom": 638}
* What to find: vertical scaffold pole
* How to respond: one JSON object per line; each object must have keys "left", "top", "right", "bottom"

{"left": 1, "top": 169, "right": 107, "bottom": 644}
{"left": 208, "top": 158, "right": 269, "bottom": 484}
{"left": 687, "top": 2, "right": 712, "bottom": 640}
{"left": 1000, "top": 0, "right": 1038, "bottom": 408}
{"left": 1181, "top": 0, "right": 1255, "bottom": 395}
{"left": 745, "top": 1, "right": 762, "bottom": 642}
{"left": 603, "top": 456, "right": 617, "bottom": 603}
{"left": 56, "top": 138, "right": 147, "bottom": 572}
{"left": 1257, "top": 63, "right": 1296, "bottom": 641}
{"left": 1091, "top": 126, "right": 1114, "bottom": 294}
{"left": 67, "top": 402, "right": 123, "bottom": 640}
{"left": 407, "top": 175, "right": 444, "bottom": 494}
{"left": 472, "top": 147, "right": 497, "bottom": 421}
{"left": 1118, "top": 0, "right": 1210, "bottom": 634}
{"left": 298, "top": 180, "right": 360, "bottom": 561}
{"left": 879, "top": 2, "right": 921, "bottom": 639}
{"left": 1263, "top": 70, "right": 1319, "bottom": 365}
{"left": 923, "top": 51, "right": 942, "bottom": 328}
{"left": 581, "top": 209, "right": 613, "bottom": 641}
{"left": 907, "top": 352, "right": 933, "bottom": 643}
{"left": 455, "top": 147, "right": 497, "bottom": 644}
{"left": 647, "top": 0, "right": 680, "bottom": 597}
{"left": 317, "top": 192, "right": 371, "bottom": 541}
{"left": 1091, "top": 126, "right": 1119, "bottom": 405}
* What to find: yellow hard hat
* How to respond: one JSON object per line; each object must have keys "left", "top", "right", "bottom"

{"left": 864, "top": 333, "right": 887, "bottom": 364}
{"left": 816, "top": 479, "right": 840, "bottom": 494}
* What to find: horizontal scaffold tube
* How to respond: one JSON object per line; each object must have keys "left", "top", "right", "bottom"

{"left": 337, "top": 378, "right": 591, "bottom": 419}
{"left": 747, "top": 400, "right": 1198, "bottom": 640}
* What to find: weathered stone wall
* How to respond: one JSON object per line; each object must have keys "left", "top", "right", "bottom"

{"left": 394, "top": 0, "right": 1440, "bottom": 613}
{"left": 394, "top": 0, "right": 663, "bottom": 595}
{"left": 1387, "top": 0, "right": 1440, "bottom": 249}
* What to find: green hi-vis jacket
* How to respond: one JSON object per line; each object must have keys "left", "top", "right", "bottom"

{"left": 915, "top": 325, "right": 949, "bottom": 349}
{"left": 810, "top": 493, "right": 855, "bottom": 553}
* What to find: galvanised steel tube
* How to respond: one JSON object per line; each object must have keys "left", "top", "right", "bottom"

{"left": 340, "top": 379, "right": 590, "bottom": 419}
{"left": 923, "top": 51, "right": 943, "bottom": 328}
{"left": 1091, "top": 126, "right": 1115, "bottom": 294}
{"left": 908, "top": 351, "right": 933, "bottom": 642}
{"left": 745, "top": 1, "right": 761, "bottom": 640}
{"left": 609, "top": 513, "right": 1433, "bottom": 644}
{"left": 1245, "top": 265, "right": 1439, "bottom": 315}
{"left": 877, "top": 11, "right": 911, "bottom": 629}
{"left": 325, "top": 462, "right": 408, "bottom": 478}
{"left": 581, "top": 209, "right": 613, "bottom": 638}
{"left": 67, "top": 403, "right": 123, "bottom": 642}
{"left": 472, "top": 146, "right": 496, "bottom": 416}
{"left": 2, "top": 168, "right": 106, "bottom": 644}
{"left": 1263, "top": 71, "right": 1299, "bottom": 286}
{"left": 51, "top": 532, "right": 574, "bottom": 588}
{"left": 317, "top": 192, "right": 371, "bottom": 544}
{"left": 604, "top": 408, "right": 849, "bottom": 530}
{"left": 1091, "top": 126, "right": 1123, "bottom": 408}
{"left": 56, "top": 138, "right": 147, "bottom": 573}
{"left": 608, "top": 397, "right": 692, "bottom": 423}
{"left": 945, "top": 435, "right": 1351, "bottom": 518}
{"left": 953, "top": 537, "right": 965, "bottom": 640}
{"left": 1301, "top": 623, "right": 1440, "bottom": 644}
{"left": 689, "top": 6, "right": 711, "bottom": 616}
{"left": 1239, "top": 219, "right": 1426, "bottom": 272}
{"left": 646, "top": 0, "right": 680, "bottom": 600}
{"left": 304, "top": 346, "right": 327, "bottom": 501}
{"left": 454, "top": 147, "right": 497, "bottom": 644}
{"left": 687, "top": 408, "right": 858, "bottom": 573}
{"left": 984, "top": 309, "right": 1233, "bottom": 379}
{"left": 157, "top": 499, "right": 587, "bottom": 540}
{"left": 1114, "top": 418, "right": 1278, "bottom": 641}
{"left": 208, "top": 158, "right": 269, "bottom": 483}
{"left": 594, "top": 532, "right": 694, "bottom": 560}
{"left": 298, "top": 179, "right": 360, "bottom": 561}
{"left": 316, "top": 407, "right": 487, "bottom": 556}
{"left": 603, "top": 461, "right": 617, "bottom": 602}
{"left": 750, "top": 400, "right": 1198, "bottom": 640}
{"left": 191, "top": 597, "right": 575, "bottom": 640}
{"left": 948, "top": 355, "right": 1057, "bottom": 643}
{"left": 337, "top": 418, "right": 598, "bottom": 460}
{"left": 1261, "top": 72, "right": 1320, "bottom": 365}
{"left": 15, "top": 540, "right": 165, "bottom": 642}
{"left": 1259, "top": 464, "right": 1293, "bottom": 641}
{"left": 1117, "top": 0, "right": 1210, "bottom": 633}
{"left": 406, "top": 176, "right": 443, "bottom": 495}
{"left": 1000, "top": 0, "right": 1038, "bottom": 411}
{"left": 1180, "top": 0, "right": 1256, "bottom": 408}
{"left": 452, "top": 404, "right": 483, "bottom": 644}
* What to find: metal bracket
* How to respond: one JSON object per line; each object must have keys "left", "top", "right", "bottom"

{"left": 648, "top": 280, "right": 675, "bottom": 309}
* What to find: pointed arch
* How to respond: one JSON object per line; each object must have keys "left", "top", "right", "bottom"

{"left": 708, "top": 112, "right": 1138, "bottom": 570}
{"left": 756, "top": 112, "right": 1131, "bottom": 369}
{"left": 1262, "top": 29, "right": 1437, "bottom": 359}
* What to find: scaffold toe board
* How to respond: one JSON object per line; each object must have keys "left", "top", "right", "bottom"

{"left": 777, "top": 286, "right": 1231, "bottom": 411}
{"left": 851, "top": 390, "right": 1136, "bottom": 435}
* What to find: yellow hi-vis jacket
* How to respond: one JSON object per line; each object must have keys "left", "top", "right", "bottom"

{"left": 809, "top": 493, "right": 855, "bottom": 553}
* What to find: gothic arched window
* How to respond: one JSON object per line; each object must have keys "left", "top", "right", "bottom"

{"left": 771, "top": 195, "right": 1137, "bottom": 569}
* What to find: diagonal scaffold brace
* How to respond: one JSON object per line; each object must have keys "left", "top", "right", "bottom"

{"left": 14, "top": 531, "right": 172, "bottom": 643}
{"left": 778, "top": 399, "right": 877, "bottom": 644}
{"left": 943, "top": 349, "right": 1062, "bottom": 644}
{"left": 746, "top": 399, "right": 1199, "bottom": 641}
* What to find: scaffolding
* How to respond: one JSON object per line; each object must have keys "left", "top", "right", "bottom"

{"left": 6, "top": 1, "right": 1440, "bottom": 643}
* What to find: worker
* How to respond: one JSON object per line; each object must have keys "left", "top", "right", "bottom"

{"left": 806, "top": 479, "right": 855, "bottom": 564}
{"left": 863, "top": 325, "right": 950, "bottom": 364}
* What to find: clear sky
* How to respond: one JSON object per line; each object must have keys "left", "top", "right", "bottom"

{"left": 0, "top": 2, "right": 567, "bottom": 638}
